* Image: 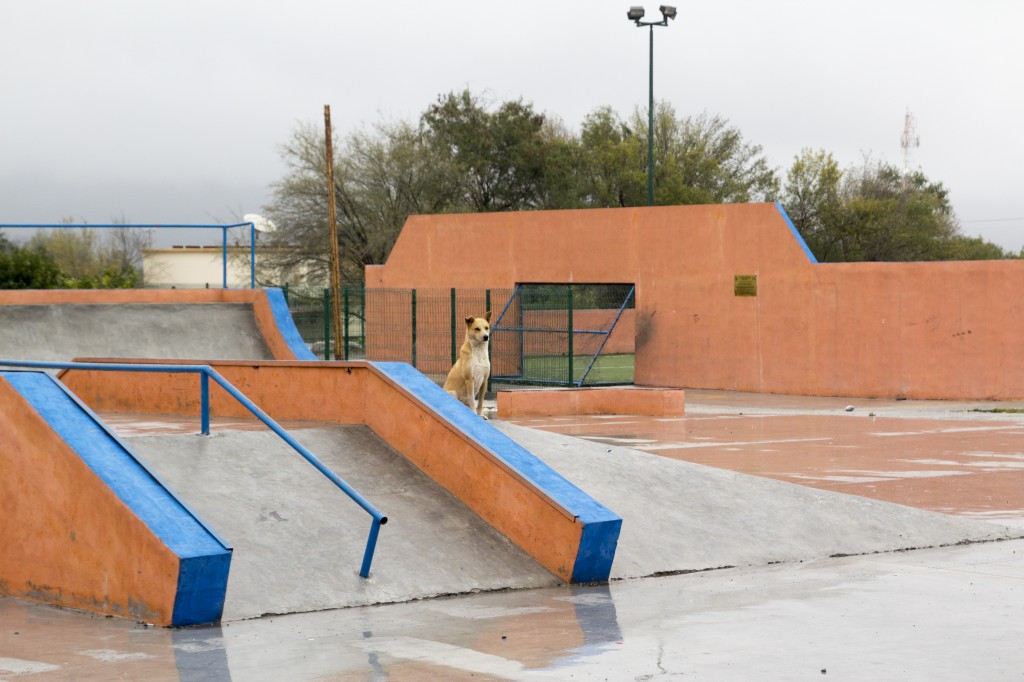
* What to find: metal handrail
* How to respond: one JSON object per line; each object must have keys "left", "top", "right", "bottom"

{"left": 0, "top": 359, "right": 387, "bottom": 578}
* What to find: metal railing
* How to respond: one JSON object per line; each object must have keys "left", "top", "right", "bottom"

{"left": 0, "top": 222, "right": 261, "bottom": 288}
{"left": 0, "top": 359, "right": 387, "bottom": 578}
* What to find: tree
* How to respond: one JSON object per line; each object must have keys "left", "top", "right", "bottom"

{"left": 421, "top": 89, "right": 555, "bottom": 212}
{"left": 25, "top": 222, "right": 149, "bottom": 288}
{"left": 263, "top": 117, "right": 454, "bottom": 284}
{"left": 946, "top": 235, "right": 1009, "bottom": 260}
{"left": 578, "top": 106, "right": 646, "bottom": 207}
{"left": 781, "top": 148, "right": 843, "bottom": 259}
{"left": 0, "top": 245, "right": 63, "bottom": 289}
{"left": 533, "top": 116, "right": 586, "bottom": 210}
{"left": 580, "top": 104, "right": 779, "bottom": 207}
{"left": 831, "top": 160, "right": 958, "bottom": 262}
{"left": 781, "top": 155, "right": 1007, "bottom": 262}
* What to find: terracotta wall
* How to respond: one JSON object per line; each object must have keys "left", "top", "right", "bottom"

{"left": 366, "top": 203, "right": 1024, "bottom": 400}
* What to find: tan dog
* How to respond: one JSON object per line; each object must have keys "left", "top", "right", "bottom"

{"left": 443, "top": 312, "right": 491, "bottom": 418}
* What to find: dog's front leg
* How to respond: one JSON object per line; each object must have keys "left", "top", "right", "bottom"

{"left": 474, "top": 380, "right": 488, "bottom": 419}
{"left": 462, "top": 377, "right": 477, "bottom": 411}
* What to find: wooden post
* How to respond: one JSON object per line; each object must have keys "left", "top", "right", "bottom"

{"left": 324, "top": 105, "right": 344, "bottom": 359}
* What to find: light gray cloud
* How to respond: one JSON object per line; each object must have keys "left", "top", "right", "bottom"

{"left": 3, "top": 0, "right": 1023, "bottom": 250}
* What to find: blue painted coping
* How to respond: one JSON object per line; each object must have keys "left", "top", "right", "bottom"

{"left": 774, "top": 201, "right": 819, "bottom": 264}
{"left": 1, "top": 371, "right": 231, "bottom": 626}
{"left": 263, "top": 287, "right": 318, "bottom": 360}
{"left": 371, "top": 362, "right": 622, "bottom": 583}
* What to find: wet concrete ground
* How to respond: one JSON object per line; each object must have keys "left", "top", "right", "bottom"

{"left": 3, "top": 390, "right": 1024, "bottom": 680}
{"left": 506, "top": 390, "right": 1024, "bottom": 525}
{"left": 3, "top": 540, "right": 1022, "bottom": 680}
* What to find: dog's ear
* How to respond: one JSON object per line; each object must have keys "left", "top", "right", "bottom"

{"left": 484, "top": 311, "right": 492, "bottom": 323}
{"left": 464, "top": 315, "right": 476, "bottom": 327}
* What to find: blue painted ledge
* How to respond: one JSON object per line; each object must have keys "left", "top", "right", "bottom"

{"left": 370, "top": 361, "right": 622, "bottom": 583}
{"left": 2, "top": 371, "right": 231, "bottom": 626}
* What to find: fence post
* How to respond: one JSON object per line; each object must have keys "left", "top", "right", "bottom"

{"left": 360, "top": 286, "right": 366, "bottom": 353}
{"left": 450, "top": 287, "right": 457, "bottom": 365}
{"left": 411, "top": 289, "right": 417, "bottom": 368}
{"left": 486, "top": 289, "right": 492, "bottom": 392}
{"left": 323, "top": 288, "right": 331, "bottom": 361}
{"left": 343, "top": 287, "right": 350, "bottom": 361}
{"left": 200, "top": 370, "right": 210, "bottom": 436}
{"left": 567, "top": 285, "right": 575, "bottom": 386}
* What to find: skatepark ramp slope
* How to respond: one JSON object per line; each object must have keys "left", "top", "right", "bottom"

{"left": 0, "top": 288, "right": 316, "bottom": 364}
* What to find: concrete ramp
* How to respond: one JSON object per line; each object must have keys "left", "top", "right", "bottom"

{"left": 125, "top": 425, "right": 559, "bottom": 621}
{"left": 494, "top": 422, "right": 1020, "bottom": 578}
{"left": 0, "top": 303, "right": 273, "bottom": 363}
{"left": 0, "top": 288, "right": 315, "bottom": 363}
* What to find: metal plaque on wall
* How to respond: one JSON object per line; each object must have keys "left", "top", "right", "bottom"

{"left": 734, "top": 275, "right": 757, "bottom": 297}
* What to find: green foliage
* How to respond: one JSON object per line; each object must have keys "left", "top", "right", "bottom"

{"left": 61, "top": 264, "right": 139, "bottom": 289}
{"left": 781, "top": 148, "right": 843, "bottom": 258}
{"left": 578, "top": 106, "right": 646, "bottom": 207}
{"left": 18, "top": 225, "right": 149, "bottom": 288}
{"left": 421, "top": 89, "right": 557, "bottom": 212}
{"left": 578, "top": 105, "right": 778, "bottom": 207}
{"left": 0, "top": 245, "right": 64, "bottom": 289}
{"left": 639, "top": 107, "right": 780, "bottom": 205}
{"left": 945, "top": 235, "right": 1009, "bottom": 260}
{"left": 782, "top": 153, "right": 1007, "bottom": 262}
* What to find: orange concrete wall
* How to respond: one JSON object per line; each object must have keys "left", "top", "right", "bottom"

{"left": 0, "top": 288, "right": 305, "bottom": 361}
{"left": 498, "top": 387, "right": 684, "bottom": 418}
{"left": 366, "top": 204, "right": 1024, "bottom": 400}
{"left": 0, "top": 376, "right": 180, "bottom": 624}
{"left": 60, "top": 360, "right": 587, "bottom": 581}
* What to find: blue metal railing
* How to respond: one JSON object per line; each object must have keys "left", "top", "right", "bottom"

{"left": 0, "top": 359, "right": 387, "bottom": 578}
{"left": 0, "top": 222, "right": 260, "bottom": 288}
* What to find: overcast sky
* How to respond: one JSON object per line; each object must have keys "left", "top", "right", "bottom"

{"left": 3, "top": 0, "right": 1023, "bottom": 251}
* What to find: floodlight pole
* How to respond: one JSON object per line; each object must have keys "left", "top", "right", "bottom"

{"left": 628, "top": 6, "right": 676, "bottom": 206}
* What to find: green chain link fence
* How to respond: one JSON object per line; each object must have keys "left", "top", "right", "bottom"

{"left": 279, "top": 283, "right": 635, "bottom": 390}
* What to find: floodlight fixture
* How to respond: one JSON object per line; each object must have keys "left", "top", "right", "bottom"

{"left": 625, "top": 5, "right": 678, "bottom": 205}
{"left": 244, "top": 213, "right": 278, "bottom": 233}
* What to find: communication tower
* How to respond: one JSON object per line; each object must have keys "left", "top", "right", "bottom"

{"left": 900, "top": 109, "right": 920, "bottom": 185}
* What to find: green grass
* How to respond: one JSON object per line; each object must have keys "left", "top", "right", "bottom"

{"left": 514, "top": 353, "right": 635, "bottom": 385}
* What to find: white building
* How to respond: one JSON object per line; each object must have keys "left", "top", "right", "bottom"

{"left": 142, "top": 245, "right": 318, "bottom": 288}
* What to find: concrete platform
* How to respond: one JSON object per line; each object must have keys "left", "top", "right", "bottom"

{"left": 503, "top": 389, "right": 1024, "bottom": 524}
{"left": 497, "top": 386, "right": 685, "bottom": 417}
{"left": 494, "top": 421, "right": 1017, "bottom": 578}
